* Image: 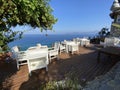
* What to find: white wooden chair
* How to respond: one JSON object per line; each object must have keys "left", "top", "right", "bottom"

{"left": 113, "top": 37, "right": 120, "bottom": 47}
{"left": 27, "top": 48, "right": 49, "bottom": 75}
{"left": 53, "top": 42, "right": 66, "bottom": 54}
{"left": 102, "top": 37, "right": 120, "bottom": 47}
{"left": 68, "top": 44, "right": 79, "bottom": 54}
{"left": 73, "top": 38, "right": 80, "bottom": 45}
{"left": 27, "top": 44, "right": 48, "bottom": 50}
{"left": 59, "top": 43, "right": 66, "bottom": 54}
{"left": 48, "top": 42, "right": 59, "bottom": 62}
{"left": 11, "top": 46, "right": 28, "bottom": 70}
{"left": 36, "top": 43, "right": 48, "bottom": 48}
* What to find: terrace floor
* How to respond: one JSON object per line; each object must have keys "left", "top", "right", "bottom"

{"left": 0, "top": 45, "right": 119, "bottom": 90}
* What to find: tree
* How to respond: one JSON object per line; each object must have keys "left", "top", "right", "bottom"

{"left": 98, "top": 27, "right": 110, "bottom": 38}
{"left": 0, "top": 0, "right": 57, "bottom": 51}
{"left": 90, "top": 27, "right": 110, "bottom": 44}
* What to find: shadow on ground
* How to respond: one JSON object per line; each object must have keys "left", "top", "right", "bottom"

{"left": 19, "top": 50, "right": 119, "bottom": 90}
{"left": 0, "top": 59, "right": 17, "bottom": 90}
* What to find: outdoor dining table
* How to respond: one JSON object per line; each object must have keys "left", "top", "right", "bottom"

{"left": 61, "top": 41, "right": 78, "bottom": 53}
{"left": 26, "top": 47, "right": 49, "bottom": 75}
{"left": 79, "top": 38, "right": 90, "bottom": 46}
{"left": 97, "top": 46, "right": 120, "bottom": 63}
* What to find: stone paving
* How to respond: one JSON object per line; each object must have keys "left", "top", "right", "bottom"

{"left": 83, "top": 61, "right": 120, "bottom": 90}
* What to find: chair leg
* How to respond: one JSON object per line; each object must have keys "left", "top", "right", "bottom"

{"left": 57, "top": 55, "right": 59, "bottom": 60}
{"left": 29, "top": 72, "right": 31, "bottom": 76}
{"left": 59, "top": 50, "right": 61, "bottom": 54}
{"left": 27, "top": 60, "right": 32, "bottom": 76}
{"left": 49, "top": 56, "right": 51, "bottom": 63}
{"left": 71, "top": 50, "right": 74, "bottom": 54}
{"left": 17, "top": 61, "right": 19, "bottom": 70}
{"left": 46, "top": 66, "right": 48, "bottom": 71}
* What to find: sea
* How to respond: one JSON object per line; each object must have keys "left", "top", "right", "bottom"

{"left": 8, "top": 33, "right": 95, "bottom": 51}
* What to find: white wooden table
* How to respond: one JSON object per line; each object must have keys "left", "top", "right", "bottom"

{"left": 26, "top": 48, "right": 49, "bottom": 75}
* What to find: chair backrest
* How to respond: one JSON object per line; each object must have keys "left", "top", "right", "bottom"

{"left": 27, "top": 46, "right": 37, "bottom": 50}
{"left": 104, "top": 37, "right": 118, "bottom": 47}
{"left": 54, "top": 42, "right": 60, "bottom": 50}
{"left": 36, "top": 43, "right": 41, "bottom": 48}
{"left": 11, "top": 46, "right": 19, "bottom": 52}
{"left": 114, "top": 37, "right": 120, "bottom": 45}
{"left": 64, "top": 40, "right": 67, "bottom": 43}
{"left": 11, "top": 46, "right": 19, "bottom": 59}
{"left": 105, "top": 38, "right": 113, "bottom": 44}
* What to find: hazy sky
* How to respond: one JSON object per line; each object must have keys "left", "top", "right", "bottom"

{"left": 13, "top": 0, "right": 114, "bottom": 34}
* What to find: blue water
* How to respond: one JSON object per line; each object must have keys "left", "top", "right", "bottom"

{"left": 8, "top": 34, "right": 95, "bottom": 50}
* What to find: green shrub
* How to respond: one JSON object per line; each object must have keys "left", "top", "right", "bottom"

{"left": 39, "top": 72, "right": 82, "bottom": 90}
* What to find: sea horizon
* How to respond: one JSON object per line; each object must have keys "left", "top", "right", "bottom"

{"left": 8, "top": 33, "right": 96, "bottom": 50}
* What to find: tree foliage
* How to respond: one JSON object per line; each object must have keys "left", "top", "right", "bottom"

{"left": 98, "top": 27, "right": 110, "bottom": 38}
{"left": 0, "top": 0, "right": 57, "bottom": 51}
{"left": 90, "top": 27, "right": 110, "bottom": 44}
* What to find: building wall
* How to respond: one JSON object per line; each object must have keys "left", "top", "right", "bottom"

{"left": 110, "top": 14, "right": 120, "bottom": 37}
{"left": 110, "top": 25, "right": 120, "bottom": 37}
{"left": 116, "top": 15, "right": 120, "bottom": 23}
{"left": 110, "top": 0, "right": 120, "bottom": 37}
